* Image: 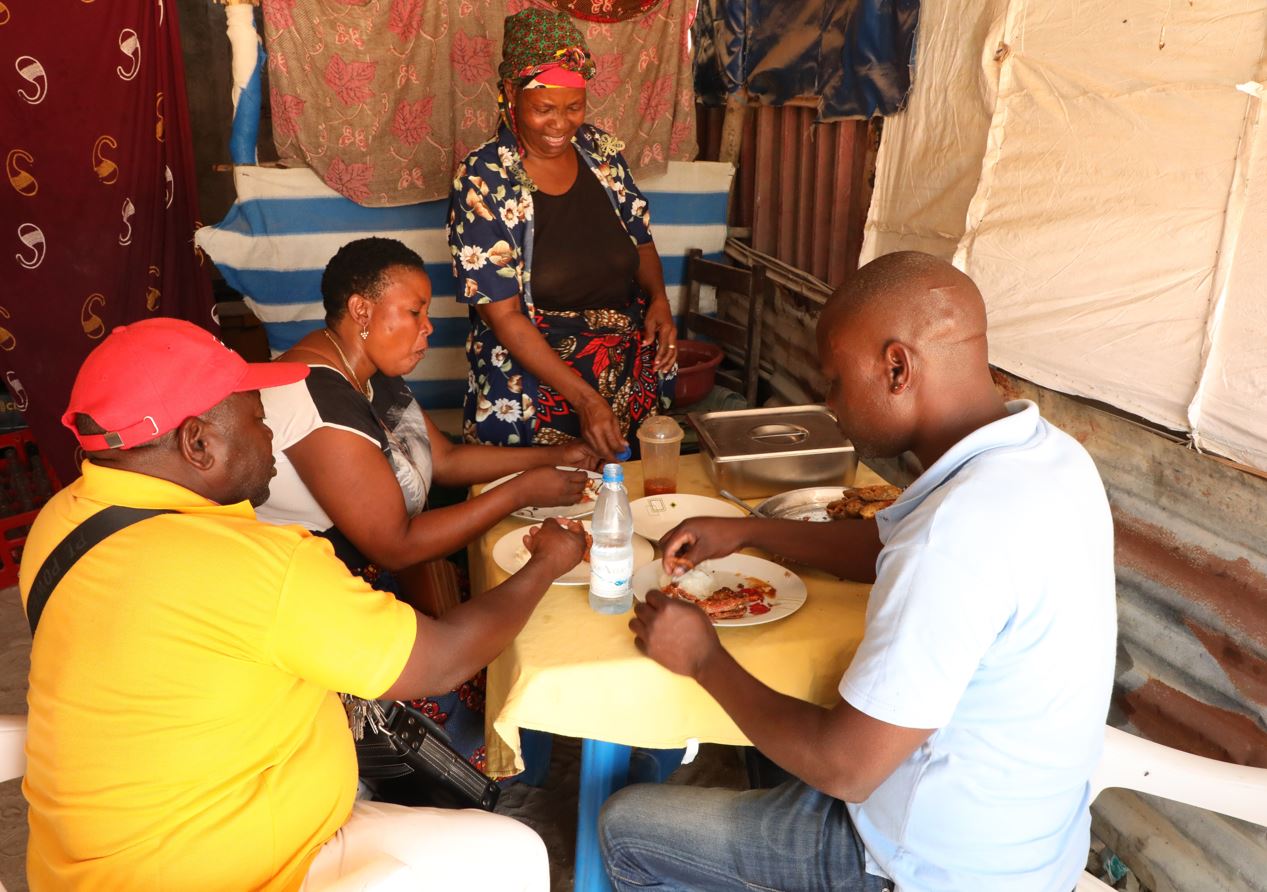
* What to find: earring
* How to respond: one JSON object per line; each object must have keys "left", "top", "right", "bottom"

{"left": 359, "top": 329, "right": 368, "bottom": 341}
{"left": 891, "top": 382, "right": 902, "bottom": 392}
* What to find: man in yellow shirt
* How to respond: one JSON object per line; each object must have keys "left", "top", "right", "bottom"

{"left": 19, "top": 318, "right": 582, "bottom": 890}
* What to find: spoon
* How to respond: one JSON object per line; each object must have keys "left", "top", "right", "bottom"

{"left": 718, "top": 488, "right": 758, "bottom": 517}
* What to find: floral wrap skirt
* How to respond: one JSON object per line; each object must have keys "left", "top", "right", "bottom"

{"left": 463, "top": 292, "right": 675, "bottom": 447}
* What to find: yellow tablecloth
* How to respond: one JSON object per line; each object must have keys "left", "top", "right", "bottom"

{"left": 471, "top": 455, "right": 881, "bottom": 777}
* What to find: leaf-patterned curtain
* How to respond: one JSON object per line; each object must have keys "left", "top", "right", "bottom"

{"left": 262, "top": 0, "right": 697, "bottom": 207}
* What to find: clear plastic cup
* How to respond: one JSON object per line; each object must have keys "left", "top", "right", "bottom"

{"left": 637, "top": 415, "right": 684, "bottom": 496}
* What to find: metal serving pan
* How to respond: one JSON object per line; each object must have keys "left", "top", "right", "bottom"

{"left": 751, "top": 486, "right": 851, "bottom": 522}
{"left": 688, "top": 405, "right": 857, "bottom": 499}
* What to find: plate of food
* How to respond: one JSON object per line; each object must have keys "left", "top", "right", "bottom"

{"left": 492, "top": 520, "right": 655, "bottom": 585}
{"left": 481, "top": 466, "right": 603, "bottom": 521}
{"left": 632, "top": 554, "right": 806, "bottom": 627}
{"left": 754, "top": 484, "right": 902, "bottom": 522}
{"left": 629, "top": 493, "right": 748, "bottom": 544}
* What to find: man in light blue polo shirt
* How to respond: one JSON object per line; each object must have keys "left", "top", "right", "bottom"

{"left": 601, "top": 251, "right": 1116, "bottom": 892}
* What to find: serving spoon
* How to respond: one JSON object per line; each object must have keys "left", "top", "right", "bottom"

{"left": 717, "top": 488, "right": 759, "bottom": 517}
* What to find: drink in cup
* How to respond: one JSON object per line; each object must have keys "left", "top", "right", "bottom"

{"left": 636, "top": 415, "right": 684, "bottom": 496}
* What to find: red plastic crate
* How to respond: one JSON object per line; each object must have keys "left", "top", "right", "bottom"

{"left": 0, "top": 429, "right": 61, "bottom": 588}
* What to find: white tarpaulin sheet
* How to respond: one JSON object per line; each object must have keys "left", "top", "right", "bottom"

{"left": 860, "top": 0, "right": 1006, "bottom": 260}
{"left": 863, "top": 0, "right": 1267, "bottom": 472}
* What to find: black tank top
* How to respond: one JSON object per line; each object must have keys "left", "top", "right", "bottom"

{"left": 530, "top": 153, "right": 640, "bottom": 311}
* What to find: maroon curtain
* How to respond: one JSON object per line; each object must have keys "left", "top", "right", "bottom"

{"left": 0, "top": 0, "right": 214, "bottom": 483}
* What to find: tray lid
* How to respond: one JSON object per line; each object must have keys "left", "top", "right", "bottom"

{"left": 688, "top": 404, "right": 850, "bottom": 460}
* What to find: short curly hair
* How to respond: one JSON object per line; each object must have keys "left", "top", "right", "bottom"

{"left": 321, "top": 237, "right": 427, "bottom": 323}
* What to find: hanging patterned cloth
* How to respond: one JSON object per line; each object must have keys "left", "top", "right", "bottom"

{"left": 261, "top": 0, "right": 696, "bottom": 207}
{"left": 539, "top": 0, "right": 665, "bottom": 23}
{"left": 0, "top": 0, "right": 213, "bottom": 480}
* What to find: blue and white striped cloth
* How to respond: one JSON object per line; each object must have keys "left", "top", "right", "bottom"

{"left": 195, "top": 162, "right": 734, "bottom": 414}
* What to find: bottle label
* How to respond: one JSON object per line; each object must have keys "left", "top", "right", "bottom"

{"left": 589, "top": 546, "right": 633, "bottom": 600}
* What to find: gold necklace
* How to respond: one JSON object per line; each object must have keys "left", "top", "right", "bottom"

{"left": 324, "top": 329, "right": 428, "bottom": 490}
{"left": 323, "top": 329, "right": 370, "bottom": 398}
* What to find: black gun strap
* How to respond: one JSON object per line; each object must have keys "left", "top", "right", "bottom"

{"left": 26, "top": 506, "right": 175, "bottom": 636}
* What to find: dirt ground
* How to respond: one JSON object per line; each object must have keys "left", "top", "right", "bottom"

{"left": 1, "top": 588, "right": 29, "bottom": 892}
{"left": 0, "top": 586, "right": 746, "bottom": 892}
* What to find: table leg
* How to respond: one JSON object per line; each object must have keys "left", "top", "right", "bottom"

{"left": 573, "top": 742, "right": 687, "bottom": 891}
{"left": 629, "top": 747, "right": 687, "bottom": 784}
{"left": 574, "top": 739, "right": 632, "bottom": 892}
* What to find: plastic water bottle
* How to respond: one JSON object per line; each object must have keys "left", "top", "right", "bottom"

{"left": 588, "top": 462, "right": 634, "bottom": 614}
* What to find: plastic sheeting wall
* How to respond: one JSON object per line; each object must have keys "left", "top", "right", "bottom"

{"left": 861, "top": 0, "right": 1267, "bottom": 474}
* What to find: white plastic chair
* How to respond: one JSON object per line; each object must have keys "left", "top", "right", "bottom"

{"left": 0, "top": 714, "right": 26, "bottom": 892}
{"left": 1076, "top": 725, "right": 1267, "bottom": 890}
{"left": 0, "top": 714, "right": 23, "bottom": 784}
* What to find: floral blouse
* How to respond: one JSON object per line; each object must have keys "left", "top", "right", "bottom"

{"left": 448, "top": 122, "right": 653, "bottom": 311}
{"left": 446, "top": 123, "right": 658, "bottom": 443}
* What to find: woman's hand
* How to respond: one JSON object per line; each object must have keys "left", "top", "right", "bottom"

{"left": 510, "top": 466, "right": 589, "bottom": 509}
{"left": 642, "top": 295, "right": 677, "bottom": 373}
{"left": 523, "top": 517, "right": 589, "bottom": 576}
{"left": 477, "top": 300, "right": 628, "bottom": 461}
{"left": 577, "top": 395, "right": 628, "bottom": 461}
{"left": 550, "top": 439, "right": 601, "bottom": 471}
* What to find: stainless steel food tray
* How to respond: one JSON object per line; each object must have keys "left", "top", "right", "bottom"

{"left": 688, "top": 405, "right": 857, "bottom": 498}
{"left": 752, "top": 486, "right": 851, "bottom": 522}
{"left": 690, "top": 404, "right": 846, "bottom": 459}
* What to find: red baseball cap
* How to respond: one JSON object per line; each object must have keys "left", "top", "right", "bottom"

{"left": 62, "top": 318, "right": 309, "bottom": 451}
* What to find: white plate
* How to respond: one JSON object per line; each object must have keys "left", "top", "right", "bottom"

{"left": 492, "top": 520, "right": 655, "bottom": 586}
{"left": 632, "top": 554, "right": 807, "bottom": 628}
{"left": 481, "top": 466, "right": 603, "bottom": 521}
{"left": 628, "top": 493, "right": 748, "bottom": 544}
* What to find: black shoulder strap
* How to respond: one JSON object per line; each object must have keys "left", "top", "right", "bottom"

{"left": 26, "top": 506, "right": 175, "bottom": 636}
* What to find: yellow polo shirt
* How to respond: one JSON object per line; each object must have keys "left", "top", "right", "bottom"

{"left": 18, "top": 462, "right": 417, "bottom": 891}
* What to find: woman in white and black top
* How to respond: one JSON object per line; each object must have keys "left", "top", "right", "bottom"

{"left": 258, "top": 237, "right": 595, "bottom": 574}
{"left": 261, "top": 364, "right": 436, "bottom": 568}
{"left": 257, "top": 237, "right": 597, "bottom": 781}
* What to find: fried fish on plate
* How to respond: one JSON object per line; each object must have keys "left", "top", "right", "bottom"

{"left": 826, "top": 484, "right": 903, "bottom": 520}
{"left": 659, "top": 569, "right": 776, "bottom": 619}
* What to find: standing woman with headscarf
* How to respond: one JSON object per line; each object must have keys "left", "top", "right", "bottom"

{"left": 448, "top": 9, "right": 677, "bottom": 460}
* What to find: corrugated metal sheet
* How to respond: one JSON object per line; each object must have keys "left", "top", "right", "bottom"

{"left": 698, "top": 103, "right": 875, "bottom": 284}
{"left": 697, "top": 104, "right": 876, "bottom": 405}
{"left": 750, "top": 105, "right": 871, "bottom": 285}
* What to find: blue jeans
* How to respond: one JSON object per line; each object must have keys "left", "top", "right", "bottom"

{"left": 600, "top": 779, "right": 892, "bottom": 892}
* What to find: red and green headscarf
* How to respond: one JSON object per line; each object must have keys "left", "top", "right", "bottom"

{"left": 499, "top": 8, "right": 595, "bottom": 90}
{"left": 497, "top": 9, "right": 596, "bottom": 155}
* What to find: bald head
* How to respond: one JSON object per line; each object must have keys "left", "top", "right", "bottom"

{"left": 819, "top": 251, "right": 987, "bottom": 353}
{"left": 816, "top": 252, "right": 1005, "bottom": 465}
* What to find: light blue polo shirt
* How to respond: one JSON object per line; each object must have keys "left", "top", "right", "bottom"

{"left": 840, "top": 400, "right": 1116, "bottom": 892}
